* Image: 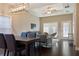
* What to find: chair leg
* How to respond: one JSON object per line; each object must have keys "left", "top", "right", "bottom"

{"left": 14, "top": 51, "right": 17, "bottom": 56}
{"left": 33, "top": 42, "right": 36, "bottom": 55}
{"left": 7, "top": 50, "right": 9, "bottom": 56}
{"left": 39, "top": 42, "right": 42, "bottom": 56}
{"left": 27, "top": 44, "right": 30, "bottom": 56}
{"left": 4, "top": 49, "right": 6, "bottom": 56}
{"left": 19, "top": 52, "right": 21, "bottom": 56}
{"left": 46, "top": 42, "right": 47, "bottom": 47}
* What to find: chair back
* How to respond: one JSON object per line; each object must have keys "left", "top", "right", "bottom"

{"left": 27, "top": 32, "right": 36, "bottom": 38}
{"left": 0, "top": 33, "right": 7, "bottom": 49}
{"left": 4, "top": 34, "right": 16, "bottom": 52}
{"left": 51, "top": 33, "right": 57, "bottom": 37}
{"left": 39, "top": 34, "right": 47, "bottom": 42}
{"left": 44, "top": 32, "right": 48, "bottom": 36}
{"left": 21, "top": 32, "right": 26, "bottom": 38}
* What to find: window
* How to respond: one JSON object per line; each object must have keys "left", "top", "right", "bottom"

{"left": 0, "top": 16, "right": 11, "bottom": 28}
{"left": 43, "top": 22, "right": 58, "bottom": 35}
{"left": 0, "top": 16, "right": 12, "bottom": 33}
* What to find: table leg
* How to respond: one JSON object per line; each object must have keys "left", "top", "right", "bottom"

{"left": 27, "top": 44, "right": 30, "bottom": 56}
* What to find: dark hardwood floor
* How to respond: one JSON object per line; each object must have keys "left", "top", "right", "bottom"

{"left": 0, "top": 39, "right": 79, "bottom": 56}
{"left": 30, "top": 40, "right": 78, "bottom": 56}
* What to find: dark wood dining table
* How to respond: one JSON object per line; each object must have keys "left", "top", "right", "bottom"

{"left": 15, "top": 36, "right": 40, "bottom": 55}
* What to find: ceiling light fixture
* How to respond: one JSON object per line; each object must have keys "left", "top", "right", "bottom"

{"left": 9, "top": 3, "right": 29, "bottom": 13}
{"left": 43, "top": 7, "right": 57, "bottom": 15}
{"left": 11, "top": 5, "right": 26, "bottom": 12}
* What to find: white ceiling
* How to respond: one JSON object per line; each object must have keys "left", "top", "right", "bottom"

{"left": 27, "top": 3, "right": 75, "bottom": 17}
{"left": 0, "top": 3, "right": 75, "bottom": 17}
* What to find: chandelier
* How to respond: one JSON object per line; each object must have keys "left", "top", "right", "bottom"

{"left": 9, "top": 3, "right": 29, "bottom": 13}
{"left": 42, "top": 6, "right": 57, "bottom": 15}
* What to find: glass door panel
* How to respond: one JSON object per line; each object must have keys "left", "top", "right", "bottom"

{"left": 62, "top": 21, "right": 72, "bottom": 39}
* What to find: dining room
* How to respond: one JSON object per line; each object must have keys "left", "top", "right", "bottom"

{"left": 0, "top": 3, "right": 79, "bottom": 56}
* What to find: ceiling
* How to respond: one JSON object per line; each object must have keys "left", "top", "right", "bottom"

{"left": 0, "top": 3, "right": 75, "bottom": 17}
{"left": 28, "top": 3, "right": 75, "bottom": 17}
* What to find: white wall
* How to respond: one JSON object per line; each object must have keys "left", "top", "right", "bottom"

{"left": 11, "top": 11, "right": 40, "bottom": 36}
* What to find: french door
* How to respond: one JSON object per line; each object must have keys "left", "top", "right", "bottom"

{"left": 43, "top": 21, "right": 72, "bottom": 39}
{"left": 61, "top": 21, "right": 72, "bottom": 39}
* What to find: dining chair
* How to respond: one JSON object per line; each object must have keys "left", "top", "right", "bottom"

{"left": 21, "top": 32, "right": 27, "bottom": 38}
{"left": 27, "top": 32, "right": 36, "bottom": 38}
{"left": 51, "top": 32, "right": 57, "bottom": 38}
{"left": 0, "top": 33, "right": 7, "bottom": 56}
{"left": 27, "top": 32, "right": 37, "bottom": 55}
{"left": 43, "top": 32, "right": 48, "bottom": 36}
{"left": 39, "top": 34, "right": 48, "bottom": 47}
{"left": 4, "top": 34, "right": 25, "bottom": 56}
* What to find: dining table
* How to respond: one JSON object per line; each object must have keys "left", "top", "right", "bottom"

{"left": 15, "top": 36, "right": 40, "bottom": 56}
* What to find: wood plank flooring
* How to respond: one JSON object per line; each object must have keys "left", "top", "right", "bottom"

{"left": 0, "top": 40, "right": 79, "bottom": 56}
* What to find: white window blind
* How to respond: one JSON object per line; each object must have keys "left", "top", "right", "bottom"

{"left": 0, "top": 16, "right": 12, "bottom": 34}
{"left": 0, "top": 16, "right": 11, "bottom": 28}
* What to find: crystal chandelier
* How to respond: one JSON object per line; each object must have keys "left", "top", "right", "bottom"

{"left": 9, "top": 3, "right": 29, "bottom": 13}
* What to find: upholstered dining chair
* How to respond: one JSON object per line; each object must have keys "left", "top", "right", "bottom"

{"left": 4, "top": 34, "right": 25, "bottom": 56}
{"left": 21, "top": 32, "right": 27, "bottom": 38}
{"left": 51, "top": 32, "right": 57, "bottom": 38}
{"left": 27, "top": 32, "right": 36, "bottom": 38}
{"left": 0, "top": 33, "right": 7, "bottom": 56}
{"left": 39, "top": 34, "right": 48, "bottom": 47}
